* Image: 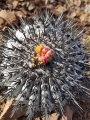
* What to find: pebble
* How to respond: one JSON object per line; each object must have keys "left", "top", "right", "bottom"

{"left": 28, "top": 3, "right": 35, "bottom": 11}
{"left": 49, "top": 0, "right": 55, "bottom": 3}
{"left": 84, "top": 5, "right": 90, "bottom": 13}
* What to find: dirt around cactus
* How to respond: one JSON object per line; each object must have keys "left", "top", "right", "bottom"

{"left": 0, "top": 0, "right": 90, "bottom": 120}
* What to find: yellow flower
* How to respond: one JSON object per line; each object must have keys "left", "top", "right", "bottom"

{"left": 35, "top": 44, "right": 44, "bottom": 55}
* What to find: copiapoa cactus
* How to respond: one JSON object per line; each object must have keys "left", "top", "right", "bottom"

{"left": 0, "top": 10, "right": 90, "bottom": 120}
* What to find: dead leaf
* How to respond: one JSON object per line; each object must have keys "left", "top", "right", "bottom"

{"left": 0, "top": 10, "right": 18, "bottom": 24}
{"left": 35, "top": 113, "right": 60, "bottom": 120}
{"left": 69, "top": 9, "right": 81, "bottom": 18}
{"left": 35, "top": 0, "right": 40, "bottom": 4}
{"left": 15, "top": 10, "right": 25, "bottom": 18}
{"left": 46, "top": 4, "right": 54, "bottom": 9}
{"left": 0, "top": 98, "right": 27, "bottom": 120}
{"left": 88, "top": 112, "right": 90, "bottom": 118}
{"left": 12, "top": 1, "right": 18, "bottom": 9}
{"left": 45, "top": 0, "right": 49, "bottom": 5}
{"left": 7, "top": 3, "right": 13, "bottom": 9}
{"left": 51, "top": 5, "right": 67, "bottom": 16}
{"left": 70, "top": 11, "right": 77, "bottom": 18}
{"left": 35, "top": 105, "right": 73, "bottom": 120}
{"left": 19, "top": 9, "right": 27, "bottom": 16}
{"left": 0, "top": 17, "right": 5, "bottom": 25}
{"left": 80, "top": 13, "right": 88, "bottom": 23}
{"left": 26, "top": 2, "right": 30, "bottom": 8}
{"left": 63, "top": 105, "right": 73, "bottom": 120}
{"left": 73, "top": 0, "right": 81, "bottom": 7}
{"left": 49, "top": 113, "right": 60, "bottom": 120}
{"left": 0, "top": 98, "right": 14, "bottom": 120}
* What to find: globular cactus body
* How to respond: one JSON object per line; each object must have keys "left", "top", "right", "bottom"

{"left": 0, "top": 10, "right": 90, "bottom": 120}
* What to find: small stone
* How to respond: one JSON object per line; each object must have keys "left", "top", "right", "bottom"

{"left": 84, "top": 5, "right": 90, "bottom": 13}
{"left": 28, "top": 3, "right": 35, "bottom": 11}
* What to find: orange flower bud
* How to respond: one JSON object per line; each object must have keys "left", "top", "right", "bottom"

{"left": 35, "top": 44, "right": 44, "bottom": 55}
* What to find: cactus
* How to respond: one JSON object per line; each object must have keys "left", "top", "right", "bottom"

{"left": 0, "top": 10, "right": 90, "bottom": 120}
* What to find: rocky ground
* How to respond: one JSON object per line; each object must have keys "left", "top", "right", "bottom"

{"left": 0, "top": 0, "right": 90, "bottom": 120}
